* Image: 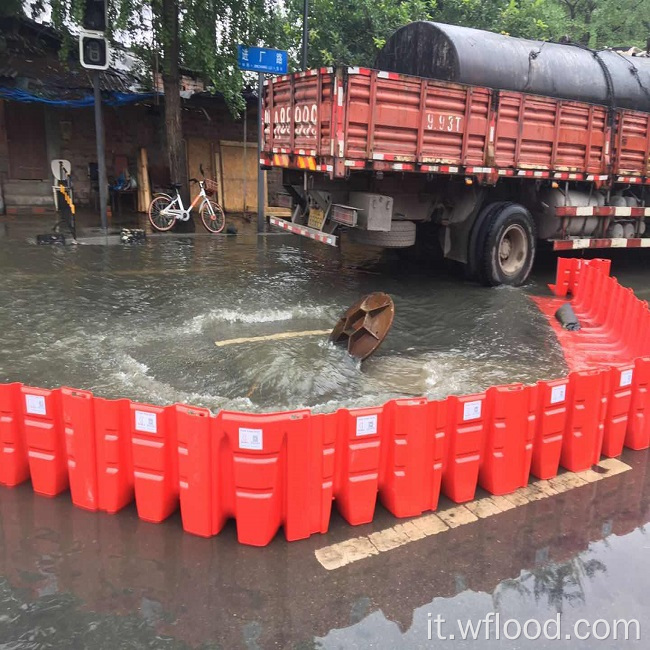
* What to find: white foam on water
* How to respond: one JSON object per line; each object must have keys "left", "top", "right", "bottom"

{"left": 107, "top": 352, "right": 255, "bottom": 412}
{"left": 182, "top": 304, "right": 335, "bottom": 334}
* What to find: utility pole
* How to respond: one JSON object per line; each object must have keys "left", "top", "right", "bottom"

{"left": 257, "top": 72, "right": 265, "bottom": 233}
{"left": 93, "top": 71, "right": 109, "bottom": 231}
{"left": 79, "top": 0, "right": 110, "bottom": 231}
{"left": 302, "top": 0, "right": 309, "bottom": 69}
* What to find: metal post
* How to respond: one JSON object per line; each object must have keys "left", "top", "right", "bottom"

{"left": 302, "top": 0, "right": 309, "bottom": 69}
{"left": 257, "top": 72, "right": 265, "bottom": 233}
{"left": 243, "top": 102, "right": 247, "bottom": 215}
{"left": 93, "top": 71, "right": 108, "bottom": 231}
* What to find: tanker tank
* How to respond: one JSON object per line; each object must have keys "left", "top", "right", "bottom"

{"left": 376, "top": 21, "right": 650, "bottom": 113}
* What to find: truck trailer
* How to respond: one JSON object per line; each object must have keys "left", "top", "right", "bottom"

{"left": 262, "top": 22, "right": 650, "bottom": 286}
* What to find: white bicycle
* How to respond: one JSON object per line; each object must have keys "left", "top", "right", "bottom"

{"left": 148, "top": 169, "right": 225, "bottom": 233}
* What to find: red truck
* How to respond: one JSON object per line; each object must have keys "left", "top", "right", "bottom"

{"left": 262, "top": 22, "right": 650, "bottom": 286}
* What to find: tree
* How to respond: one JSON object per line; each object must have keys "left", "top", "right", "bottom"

{"left": 285, "top": 0, "right": 432, "bottom": 67}
{"left": 28, "top": 0, "right": 288, "bottom": 209}
{"left": 287, "top": 0, "right": 649, "bottom": 69}
{"left": 554, "top": 0, "right": 650, "bottom": 47}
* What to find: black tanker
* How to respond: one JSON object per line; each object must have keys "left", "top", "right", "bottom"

{"left": 376, "top": 21, "right": 650, "bottom": 112}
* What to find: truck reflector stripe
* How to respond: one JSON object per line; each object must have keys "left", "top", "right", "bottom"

{"left": 553, "top": 172, "right": 584, "bottom": 180}
{"left": 269, "top": 217, "right": 338, "bottom": 247}
{"left": 466, "top": 167, "right": 494, "bottom": 174}
{"left": 616, "top": 176, "right": 644, "bottom": 184}
{"left": 555, "top": 206, "right": 650, "bottom": 218}
{"left": 553, "top": 238, "right": 650, "bottom": 251}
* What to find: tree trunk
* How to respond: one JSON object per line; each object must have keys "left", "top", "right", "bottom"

{"left": 160, "top": 0, "right": 194, "bottom": 230}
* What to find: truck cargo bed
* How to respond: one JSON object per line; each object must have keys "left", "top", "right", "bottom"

{"left": 261, "top": 67, "right": 650, "bottom": 183}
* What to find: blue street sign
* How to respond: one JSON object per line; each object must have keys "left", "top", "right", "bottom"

{"left": 237, "top": 45, "right": 288, "bottom": 74}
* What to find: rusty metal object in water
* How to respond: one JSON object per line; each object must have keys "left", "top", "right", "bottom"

{"left": 329, "top": 293, "right": 395, "bottom": 360}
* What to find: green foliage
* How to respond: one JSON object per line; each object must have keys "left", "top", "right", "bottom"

{"left": 0, "top": 0, "right": 24, "bottom": 18}
{"left": 284, "top": 0, "right": 431, "bottom": 67}
{"left": 30, "top": 0, "right": 290, "bottom": 114}
{"left": 553, "top": 0, "right": 650, "bottom": 48}
{"left": 289, "top": 0, "right": 650, "bottom": 67}
{"left": 8, "top": 1, "right": 650, "bottom": 106}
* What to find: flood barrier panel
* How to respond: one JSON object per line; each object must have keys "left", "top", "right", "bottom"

{"left": 530, "top": 378, "right": 569, "bottom": 480}
{"left": 379, "top": 397, "right": 446, "bottom": 517}
{"left": 94, "top": 397, "right": 134, "bottom": 514}
{"left": 442, "top": 393, "right": 486, "bottom": 503}
{"left": 479, "top": 384, "right": 536, "bottom": 496}
{"left": 333, "top": 406, "right": 383, "bottom": 525}
{"left": 21, "top": 386, "right": 68, "bottom": 497}
{"left": 130, "top": 402, "right": 179, "bottom": 523}
{"left": 61, "top": 387, "right": 98, "bottom": 511}
{"left": 0, "top": 382, "right": 29, "bottom": 487}
{"left": 561, "top": 369, "right": 609, "bottom": 472}
{"left": 626, "top": 357, "right": 650, "bottom": 450}
{"left": 602, "top": 366, "right": 635, "bottom": 458}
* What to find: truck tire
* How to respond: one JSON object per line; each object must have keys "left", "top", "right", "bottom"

{"left": 474, "top": 203, "right": 536, "bottom": 286}
{"left": 467, "top": 201, "right": 508, "bottom": 280}
{"left": 348, "top": 220, "right": 416, "bottom": 248}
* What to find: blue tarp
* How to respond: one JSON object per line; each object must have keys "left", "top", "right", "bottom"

{"left": 0, "top": 86, "right": 156, "bottom": 107}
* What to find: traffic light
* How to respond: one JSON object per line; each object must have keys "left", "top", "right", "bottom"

{"left": 79, "top": 32, "right": 109, "bottom": 70}
{"left": 82, "top": 0, "right": 107, "bottom": 32}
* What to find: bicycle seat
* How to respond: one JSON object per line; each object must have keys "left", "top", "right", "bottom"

{"left": 171, "top": 182, "right": 183, "bottom": 190}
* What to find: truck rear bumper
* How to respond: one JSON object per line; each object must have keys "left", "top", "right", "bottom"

{"left": 269, "top": 217, "right": 338, "bottom": 247}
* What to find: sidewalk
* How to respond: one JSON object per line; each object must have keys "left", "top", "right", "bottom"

{"left": 0, "top": 206, "right": 259, "bottom": 240}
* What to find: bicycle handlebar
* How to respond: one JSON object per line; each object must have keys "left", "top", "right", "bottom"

{"left": 189, "top": 178, "right": 199, "bottom": 184}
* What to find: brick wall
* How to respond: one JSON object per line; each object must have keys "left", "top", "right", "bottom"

{"left": 0, "top": 95, "right": 284, "bottom": 208}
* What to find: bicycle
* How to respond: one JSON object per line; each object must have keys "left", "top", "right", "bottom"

{"left": 148, "top": 168, "right": 225, "bottom": 233}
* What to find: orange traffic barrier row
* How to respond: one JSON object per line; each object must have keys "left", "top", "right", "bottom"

{"left": 1, "top": 259, "right": 650, "bottom": 546}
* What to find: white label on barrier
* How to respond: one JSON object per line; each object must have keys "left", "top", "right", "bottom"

{"left": 551, "top": 384, "right": 567, "bottom": 404}
{"left": 356, "top": 414, "right": 378, "bottom": 436}
{"left": 620, "top": 369, "right": 634, "bottom": 387}
{"left": 463, "top": 400, "right": 482, "bottom": 421}
{"left": 239, "top": 427, "right": 263, "bottom": 450}
{"left": 25, "top": 394, "right": 46, "bottom": 416}
{"left": 135, "top": 410, "right": 157, "bottom": 434}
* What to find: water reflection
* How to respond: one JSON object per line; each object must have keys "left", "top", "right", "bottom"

{"left": 0, "top": 451, "right": 647, "bottom": 647}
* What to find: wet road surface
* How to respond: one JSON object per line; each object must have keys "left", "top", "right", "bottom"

{"left": 1, "top": 215, "right": 650, "bottom": 648}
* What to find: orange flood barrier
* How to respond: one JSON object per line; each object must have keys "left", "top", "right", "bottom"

{"left": 0, "top": 382, "right": 29, "bottom": 487}
{"left": 2, "top": 256, "right": 650, "bottom": 545}
{"left": 21, "top": 386, "right": 68, "bottom": 497}
{"left": 479, "top": 384, "right": 536, "bottom": 496}
{"left": 130, "top": 402, "right": 179, "bottom": 523}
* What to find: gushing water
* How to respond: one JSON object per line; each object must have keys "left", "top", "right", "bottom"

{"left": 0, "top": 229, "right": 566, "bottom": 412}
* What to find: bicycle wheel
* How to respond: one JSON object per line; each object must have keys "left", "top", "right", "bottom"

{"left": 200, "top": 199, "right": 226, "bottom": 233}
{"left": 148, "top": 195, "right": 176, "bottom": 231}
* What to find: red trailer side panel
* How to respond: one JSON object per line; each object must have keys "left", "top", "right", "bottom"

{"left": 615, "top": 110, "right": 650, "bottom": 177}
{"left": 344, "top": 71, "right": 490, "bottom": 166}
{"left": 261, "top": 66, "right": 649, "bottom": 184}
{"left": 494, "top": 93, "right": 606, "bottom": 173}
{"left": 263, "top": 70, "right": 335, "bottom": 157}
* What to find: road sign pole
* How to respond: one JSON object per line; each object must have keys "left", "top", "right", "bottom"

{"left": 302, "top": 0, "right": 309, "bottom": 69}
{"left": 93, "top": 71, "right": 109, "bottom": 232}
{"left": 237, "top": 45, "right": 287, "bottom": 234}
{"left": 257, "top": 72, "right": 265, "bottom": 233}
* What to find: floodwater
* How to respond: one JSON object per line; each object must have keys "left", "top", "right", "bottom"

{"left": 0, "top": 220, "right": 567, "bottom": 413}
{"left": 1, "top": 215, "right": 650, "bottom": 649}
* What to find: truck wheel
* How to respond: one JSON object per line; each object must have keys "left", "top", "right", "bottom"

{"left": 475, "top": 203, "right": 536, "bottom": 286}
{"left": 467, "top": 202, "right": 508, "bottom": 280}
{"left": 348, "top": 220, "right": 416, "bottom": 248}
